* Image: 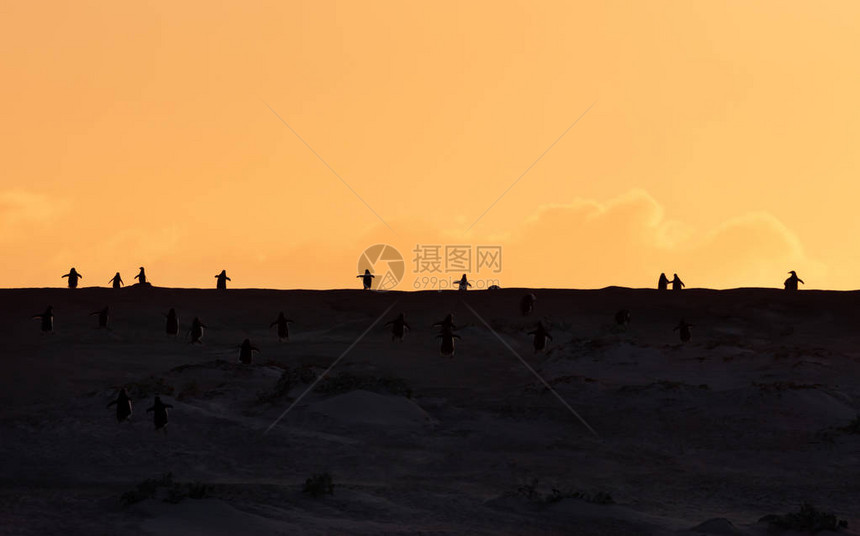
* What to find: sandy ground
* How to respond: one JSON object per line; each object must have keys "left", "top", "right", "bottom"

{"left": 1, "top": 286, "right": 858, "bottom": 535}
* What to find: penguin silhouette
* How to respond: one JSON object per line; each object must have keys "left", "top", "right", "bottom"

{"left": 437, "top": 327, "right": 460, "bottom": 357}
{"left": 674, "top": 319, "right": 693, "bottom": 343}
{"left": 164, "top": 308, "right": 179, "bottom": 337}
{"left": 520, "top": 293, "right": 536, "bottom": 316}
{"left": 385, "top": 312, "right": 410, "bottom": 342}
{"left": 270, "top": 312, "right": 293, "bottom": 341}
{"left": 238, "top": 338, "right": 260, "bottom": 364}
{"left": 107, "top": 388, "right": 133, "bottom": 423}
{"left": 134, "top": 266, "right": 147, "bottom": 286}
{"left": 487, "top": 284, "right": 501, "bottom": 290}
{"left": 90, "top": 306, "right": 109, "bottom": 329}
{"left": 32, "top": 306, "right": 54, "bottom": 333}
{"left": 615, "top": 309, "right": 631, "bottom": 327}
{"left": 527, "top": 322, "right": 552, "bottom": 353}
{"left": 189, "top": 317, "right": 206, "bottom": 344}
{"left": 658, "top": 273, "right": 670, "bottom": 291}
{"left": 432, "top": 313, "right": 458, "bottom": 332}
{"left": 457, "top": 274, "right": 471, "bottom": 291}
{"left": 215, "top": 270, "right": 231, "bottom": 290}
{"left": 671, "top": 273, "right": 685, "bottom": 291}
{"left": 62, "top": 268, "right": 82, "bottom": 289}
{"left": 146, "top": 396, "right": 173, "bottom": 431}
{"left": 109, "top": 272, "right": 124, "bottom": 289}
{"left": 357, "top": 269, "right": 375, "bottom": 290}
{"left": 784, "top": 271, "right": 804, "bottom": 291}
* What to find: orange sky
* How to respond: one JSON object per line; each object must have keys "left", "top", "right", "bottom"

{"left": 1, "top": 1, "right": 858, "bottom": 289}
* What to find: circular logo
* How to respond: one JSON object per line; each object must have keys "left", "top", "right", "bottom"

{"left": 357, "top": 244, "right": 405, "bottom": 290}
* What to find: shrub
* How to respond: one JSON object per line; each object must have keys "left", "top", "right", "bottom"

{"left": 760, "top": 503, "right": 847, "bottom": 532}
{"left": 303, "top": 473, "right": 334, "bottom": 498}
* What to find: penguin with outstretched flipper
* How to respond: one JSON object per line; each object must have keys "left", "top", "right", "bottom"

{"left": 270, "top": 312, "right": 293, "bottom": 342}
{"left": 238, "top": 338, "right": 260, "bottom": 364}
{"left": 357, "top": 269, "right": 375, "bottom": 290}
{"left": 457, "top": 274, "right": 471, "bottom": 291}
{"left": 62, "top": 268, "right": 82, "bottom": 289}
{"left": 784, "top": 271, "right": 804, "bottom": 291}
{"left": 109, "top": 272, "right": 123, "bottom": 289}
{"left": 146, "top": 396, "right": 173, "bottom": 431}
{"left": 528, "top": 322, "right": 552, "bottom": 353}
{"left": 214, "top": 270, "right": 231, "bottom": 290}
{"left": 674, "top": 319, "right": 693, "bottom": 343}
{"left": 107, "top": 388, "right": 133, "bottom": 423}
{"left": 385, "top": 313, "right": 410, "bottom": 342}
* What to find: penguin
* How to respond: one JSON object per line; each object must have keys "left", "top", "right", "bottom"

{"left": 432, "top": 313, "right": 458, "bottom": 332}
{"left": 90, "top": 306, "right": 109, "bottom": 329}
{"left": 437, "top": 327, "right": 460, "bottom": 357}
{"left": 674, "top": 319, "right": 693, "bottom": 343}
{"left": 487, "top": 284, "right": 501, "bottom": 290}
{"left": 384, "top": 312, "right": 410, "bottom": 342}
{"left": 671, "top": 273, "right": 685, "bottom": 291}
{"left": 189, "top": 317, "right": 206, "bottom": 344}
{"left": 357, "top": 269, "right": 375, "bottom": 290}
{"left": 109, "top": 272, "right": 124, "bottom": 289}
{"left": 457, "top": 274, "right": 471, "bottom": 291}
{"left": 658, "top": 273, "right": 670, "bottom": 291}
{"left": 527, "top": 322, "right": 552, "bottom": 353}
{"left": 62, "top": 268, "right": 82, "bottom": 289}
{"left": 615, "top": 309, "right": 631, "bottom": 327}
{"left": 134, "top": 266, "right": 147, "bottom": 286}
{"left": 146, "top": 396, "right": 173, "bottom": 431}
{"left": 32, "top": 306, "right": 54, "bottom": 333}
{"left": 214, "top": 270, "right": 231, "bottom": 290}
{"left": 164, "top": 308, "right": 179, "bottom": 337}
{"left": 520, "top": 293, "right": 536, "bottom": 316}
{"left": 270, "top": 312, "right": 293, "bottom": 341}
{"left": 238, "top": 338, "right": 260, "bottom": 364}
{"left": 107, "top": 388, "right": 133, "bottom": 423}
{"left": 784, "top": 270, "right": 804, "bottom": 291}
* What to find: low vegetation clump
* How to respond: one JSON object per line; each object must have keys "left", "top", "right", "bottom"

{"left": 759, "top": 503, "right": 847, "bottom": 532}
{"left": 119, "top": 472, "right": 208, "bottom": 506}
{"left": 313, "top": 371, "right": 412, "bottom": 398}
{"left": 752, "top": 381, "right": 823, "bottom": 393}
{"left": 303, "top": 473, "right": 334, "bottom": 498}
{"left": 838, "top": 415, "right": 860, "bottom": 435}
{"left": 256, "top": 365, "right": 318, "bottom": 403}
{"left": 515, "top": 479, "right": 614, "bottom": 505}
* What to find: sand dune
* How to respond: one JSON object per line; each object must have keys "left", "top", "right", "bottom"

{"left": 1, "top": 287, "right": 858, "bottom": 534}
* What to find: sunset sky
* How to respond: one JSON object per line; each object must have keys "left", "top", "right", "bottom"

{"left": 1, "top": 1, "right": 858, "bottom": 289}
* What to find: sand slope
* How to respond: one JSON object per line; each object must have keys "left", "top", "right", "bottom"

{"left": 1, "top": 287, "right": 859, "bottom": 535}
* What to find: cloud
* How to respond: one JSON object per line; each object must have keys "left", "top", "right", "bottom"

{"left": 0, "top": 190, "right": 70, "bottom": 231}
{"left": 499, "top": 189, "right": 824, "bottom": 289}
